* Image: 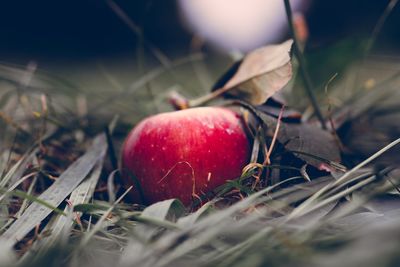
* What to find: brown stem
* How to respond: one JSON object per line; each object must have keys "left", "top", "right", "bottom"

{"left": 188, "top": 86, "right": 232, "bottom": 107}
{"left": 283, "top": 0, "right": 326, "bottom": 129}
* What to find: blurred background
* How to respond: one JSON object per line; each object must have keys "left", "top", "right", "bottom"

{"left": 1, "top": 0, "right": 398, "bottom": 61}
{"left": 1, "top": 0, "right": 399, "bottom": 121}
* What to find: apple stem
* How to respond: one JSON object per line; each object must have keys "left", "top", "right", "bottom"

{"left": 188, "top": 86, "right": 231, "bottom": 107}
{"left": 169, "top": 91, "right": 190, "bottom": 110}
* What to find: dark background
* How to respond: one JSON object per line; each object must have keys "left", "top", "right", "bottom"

{"left": 0, "top": 0, "right": 399, "bottom": 64}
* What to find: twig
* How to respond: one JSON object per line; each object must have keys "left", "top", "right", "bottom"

{"left": 355, "top": 0, "right": 399, "bottom": 89}
{"left": 106, "top": 0, "right": 171, "bottom": 67}
{"left": 283, "top": 0, "right": 326, "bottom": 129}
{"left": 265, "top": 106, "right": 284, "bottom": 164}
{"left": 187, "top": 86, "right": 233, "bottom": 108}
{"left": 365, "top": 0, "right": 399, "bottom": 54}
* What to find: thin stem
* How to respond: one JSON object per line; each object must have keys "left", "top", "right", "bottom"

{"left": 283, "top": 0, "right": 326, "bottom": 129}
{"left": 365, "top": 0, "right": 399, "bottom": 54}
{"left": 187, "top": 86, "right": 231, "bottom": 107}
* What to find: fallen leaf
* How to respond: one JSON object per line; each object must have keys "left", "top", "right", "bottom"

{"left": 256, "top": 101, "right": 302, "bottom": 122}
{"left": 214, "top": 40, "right": 293, "bottom": 105}
{"left": 258, "top": 111, "right": 343, "bottom": 172}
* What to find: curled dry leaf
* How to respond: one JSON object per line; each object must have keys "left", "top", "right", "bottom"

{"left": 217, "top": 39, "right": 293, "bottom": 105}
{"left": 187, "top": 40, "right": 294, "bottom": 108}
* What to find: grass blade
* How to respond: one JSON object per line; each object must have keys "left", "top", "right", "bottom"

{"left": 0, "top": 134, "right": 107, "bottom": 248}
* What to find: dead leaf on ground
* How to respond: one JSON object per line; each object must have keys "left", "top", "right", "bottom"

{"left": 183, "top": 40, "right": 293, "bottom": 108}
{"left": 257, "top": 111, "right": 343, "bottom": 172}
{"left": 213, "top": 39, "right": 293, "bottom": 105}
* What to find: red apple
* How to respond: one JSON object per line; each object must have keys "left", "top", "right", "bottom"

{"left": 121, "top": 107, "right": 251, "bottom": 205}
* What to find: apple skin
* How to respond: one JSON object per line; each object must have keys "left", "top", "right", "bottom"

{"left": 121, "top": 107, "right": 251, "bottom": 205}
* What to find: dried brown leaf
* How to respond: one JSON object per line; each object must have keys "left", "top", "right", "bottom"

{"left": 258, "top": 111, "right": 343, "bottom": 172}
{"left": 222, "top": 40, "right": 293, "bottom": 105}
